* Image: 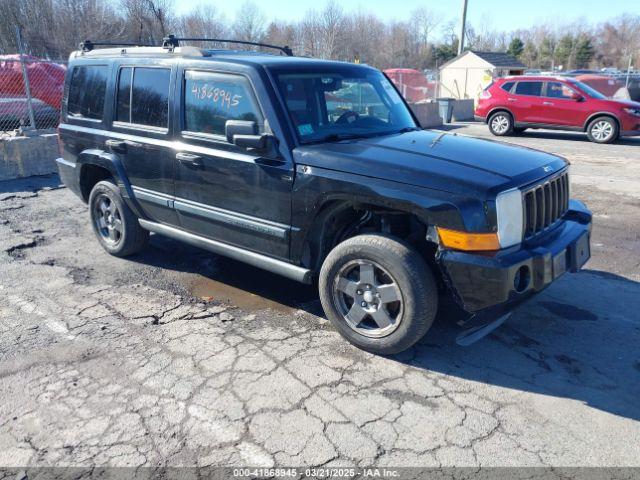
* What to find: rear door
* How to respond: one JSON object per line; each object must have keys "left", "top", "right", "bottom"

{"left": 510, "top": 81, "right": 545, "bottom": 123}
{"left": 110, "top": 64, "right": 178, "bottom": 225}
{"left": 172, "top": 66, "right": 294, "bottom": 260}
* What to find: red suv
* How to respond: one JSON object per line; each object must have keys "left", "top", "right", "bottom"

{"left": 475, "top": 76, "right": 640, "bottom": 143}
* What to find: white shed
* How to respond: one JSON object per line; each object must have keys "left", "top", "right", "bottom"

{"left": 439, "top": 50, "right": 526, "bottom": 100}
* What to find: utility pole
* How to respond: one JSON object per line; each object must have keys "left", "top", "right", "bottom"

{"left": 458, "top": 0, "right": 469, "bottom": 56}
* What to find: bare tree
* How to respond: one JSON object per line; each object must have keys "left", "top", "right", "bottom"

{"left": 119, "top": 0, "right": 176, "bottom": 45}
{"left": 176, "top": 5, "right": 228, "bottom": 49}
{"left": 232, "top": 1, "right": 267, "bottom": 45}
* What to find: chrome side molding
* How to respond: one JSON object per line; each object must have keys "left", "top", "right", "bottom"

{"left": 138, "top": 219, "right": 313, "bottom": 284}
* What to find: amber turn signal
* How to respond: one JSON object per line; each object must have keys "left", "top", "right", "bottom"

{"left": 437, "top": 227, "right": 500, "bottom": 251}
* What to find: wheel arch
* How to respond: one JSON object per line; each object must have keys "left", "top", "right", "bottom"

{"left": 583, "top": 112, "right": 620, "bottom": 132}
{"left": 76, "top": 149, "right": 145, "bottom": 218}
{"left": 300, "top": 196, "right": 442, "bottom": 283}
{"left": 487, "top": 107, "right": 515, "bottom": 123}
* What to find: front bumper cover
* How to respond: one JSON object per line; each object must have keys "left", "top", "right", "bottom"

{"left": 438, "top": 199, "right": 592, "bottom": 319}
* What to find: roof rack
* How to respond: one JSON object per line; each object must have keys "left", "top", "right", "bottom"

{"left": 79, "top": 40, "right": 154, "bottom": 52}
{"left": 162, "top": 35, "right": 293, "bottom": 57}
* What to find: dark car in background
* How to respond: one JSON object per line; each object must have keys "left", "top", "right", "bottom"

{"left": 0, "top": 95, "right": 59, "bottom": 130}
{"left": 475, "top": 75, "right": 640, "bottom": 143}
{"left": 56, "top": 39, "right": 592, "bottom": 354}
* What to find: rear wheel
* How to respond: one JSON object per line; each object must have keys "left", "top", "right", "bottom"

{"left": 488, "top": 111, "right": 514, "bottom": 136}
{"left": 586, "top": 116, "right": 619, "bottom": 143}
{"left": 89, "top": 180, "right": 149, "bottom": 257}
{"left": 319, "top": 234, "right": 438, "bottom": 355}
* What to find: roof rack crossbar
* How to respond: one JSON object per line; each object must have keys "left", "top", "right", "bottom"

{"left": 80, "top": 40, "right": 154, "bottom": 52}
{"left": 162, "top": 35, "right": 293, "bottom": 57}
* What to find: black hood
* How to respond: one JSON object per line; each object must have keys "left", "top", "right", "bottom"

{"left": 294, "top": 130, "right": 567, "bottom": 197}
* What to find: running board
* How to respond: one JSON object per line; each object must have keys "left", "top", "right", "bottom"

{"left": 138, "top": 219, "right": 313, "bottom": 284}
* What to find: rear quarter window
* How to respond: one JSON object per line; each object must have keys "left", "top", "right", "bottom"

{"left": 67, "top": 65, "right": 108, "bottom": 120}
{"left": 501, "top": 81, "right": 515, "bottom": 92}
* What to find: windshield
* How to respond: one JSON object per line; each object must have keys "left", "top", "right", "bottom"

{"left": 274, "top": 68, "right": 418, "bottom": 144}
{"left": 569, "top": 80, "right": 607, "bottom": 99}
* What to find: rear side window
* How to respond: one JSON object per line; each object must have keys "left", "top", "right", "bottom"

{"left": 501, "top": 81, "right": 515, "bottom": 92}
{"left": 116, "top": 67, "right": 171, "bottom": 128}
{"left": 514, "top": 81, "right": 542, "bottom": 96}
{"left": 67, "top": 65, "right": 108, "bottom": 120}
{"left": 183, "top": 71, "right": 262, "bottom": 137}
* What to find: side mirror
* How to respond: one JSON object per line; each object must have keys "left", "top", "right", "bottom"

{"left": 225, "top": 120, "right": 271, "bottom": 150}
{"left": 571, "top": 92, "right": 584, "bottom": 102}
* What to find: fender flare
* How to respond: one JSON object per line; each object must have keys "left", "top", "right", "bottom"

{"left": 76, "top": 149, "right": 146, "bottom": 218}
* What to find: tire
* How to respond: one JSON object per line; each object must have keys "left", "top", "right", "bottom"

{"left": 586, "top": 116, "right": 619, "bottom": 144}
{"left": 319, "top": 234, "right": 438, "bottom": 355}
{"left": 488, "top": 111, "right": 514, "bottom": 136}
{"left": 88, "top": 180, "right": 149, "bottom": 257}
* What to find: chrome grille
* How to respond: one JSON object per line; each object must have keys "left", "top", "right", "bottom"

{"left": 523, "top": 171, "right": 569, "bottom": 238}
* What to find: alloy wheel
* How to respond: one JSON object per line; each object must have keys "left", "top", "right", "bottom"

{"left": 93, "top": 193, "right": 123, "bottom": 246}
{"left": 491, "top": 115, "right": 510, "bottom": 134}
{"left": 331, "top": 259, "right": 404, "bottom": 338}
{"left": 591, "top": 120, "right": 613, "bottom": 142}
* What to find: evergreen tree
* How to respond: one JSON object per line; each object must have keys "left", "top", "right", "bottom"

{"left": 575, "top": 36, "right": 595, "bottom": 68}
{"left": 507, "top": 37, "right": 524, "bottom": 58}
{"left": 555, "top": 35, "right": 575, "bottom": 70}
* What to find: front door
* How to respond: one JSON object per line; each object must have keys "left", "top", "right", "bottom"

{"left": 173, "top": 68, "right": 293, "bottom": 260}
{"left": 111, "top": 65, "right": 178, "bottom": 225}
{"left": 542, "top": 81, "right": 591, "bottom": 126}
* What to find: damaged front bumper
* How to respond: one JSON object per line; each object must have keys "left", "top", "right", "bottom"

{"left": 437, "top": 199, "right": 592, "bottom": 332}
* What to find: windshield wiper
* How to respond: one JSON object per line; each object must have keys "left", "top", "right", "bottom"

{"left": 309, "top": 133, "right": 370, "bottom": 144}
{"left": 397, "top": 127, "right": 421, "bottom": 134}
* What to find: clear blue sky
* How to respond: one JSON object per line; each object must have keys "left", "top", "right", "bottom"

{"left": 176, "top": 0, "right": 634, "bottom": 33}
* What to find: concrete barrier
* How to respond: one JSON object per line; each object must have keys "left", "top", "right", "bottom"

{"left": 451, "top": 99, "right": 476, "bottom": 121}
{"left": 0, "top": 133, "right": 58, "bottom": 181}
{"left": 409, "top": 102, "right": 443, "bottom": 129}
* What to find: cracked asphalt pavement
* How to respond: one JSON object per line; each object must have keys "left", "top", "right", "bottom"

{"left": 0, "top": 125, "right": 639, "bottom": 470}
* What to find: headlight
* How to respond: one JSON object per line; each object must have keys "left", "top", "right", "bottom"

{"left": 623, "top": 107, "right": 640, "bottom": 117}
{"left": 496, "top": 188, "right": 524, "bottom": 248}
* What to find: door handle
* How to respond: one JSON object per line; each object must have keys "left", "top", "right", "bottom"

{"left": 105, "top": 139, "right": 127, "bottom": 152}
{"left": 543, "top": 101, "right": 554, "bottom": 106}
{"left": 176, "top": 152, "right": 203, "bottom": 168}
{"left": 507, "top": 98, "right": 517, "bottom": 102}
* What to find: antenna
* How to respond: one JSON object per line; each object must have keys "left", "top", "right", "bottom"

{"left": 162, "top": 35, "right": 294, "bottom": 57}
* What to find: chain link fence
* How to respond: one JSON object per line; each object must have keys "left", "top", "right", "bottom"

{"left": 0, "top": 55, "right": 67, "bottom": 138}
{"left": 384, "top": 68, "right": 440, "bottom": 104}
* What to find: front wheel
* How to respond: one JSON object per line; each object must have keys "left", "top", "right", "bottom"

{"left": 319, "top": 234, "right": 438, "bottom": 355}
{"left": 488, "top": 111, "right": 514, "bottom": 136}
{"left": 586, "top": 116, "right": 619, "bottom": 143}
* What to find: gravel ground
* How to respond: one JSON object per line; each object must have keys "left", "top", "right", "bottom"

{"left": 0, "top": 125, "right": 639, "bottom": 471}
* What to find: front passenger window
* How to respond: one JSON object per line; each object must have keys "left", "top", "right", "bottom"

{"left": 546, "top": 82, "right": 576, "bottom": 99}
{"left": 514, "top": 81, "right": 542, "bottom": 96}
{"left": 183, "top": 71, "right": 263, "bottom": 137}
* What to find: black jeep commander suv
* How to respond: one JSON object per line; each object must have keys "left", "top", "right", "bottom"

{"left": 56, "top": 37, "right": 592, "bottom": 354}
